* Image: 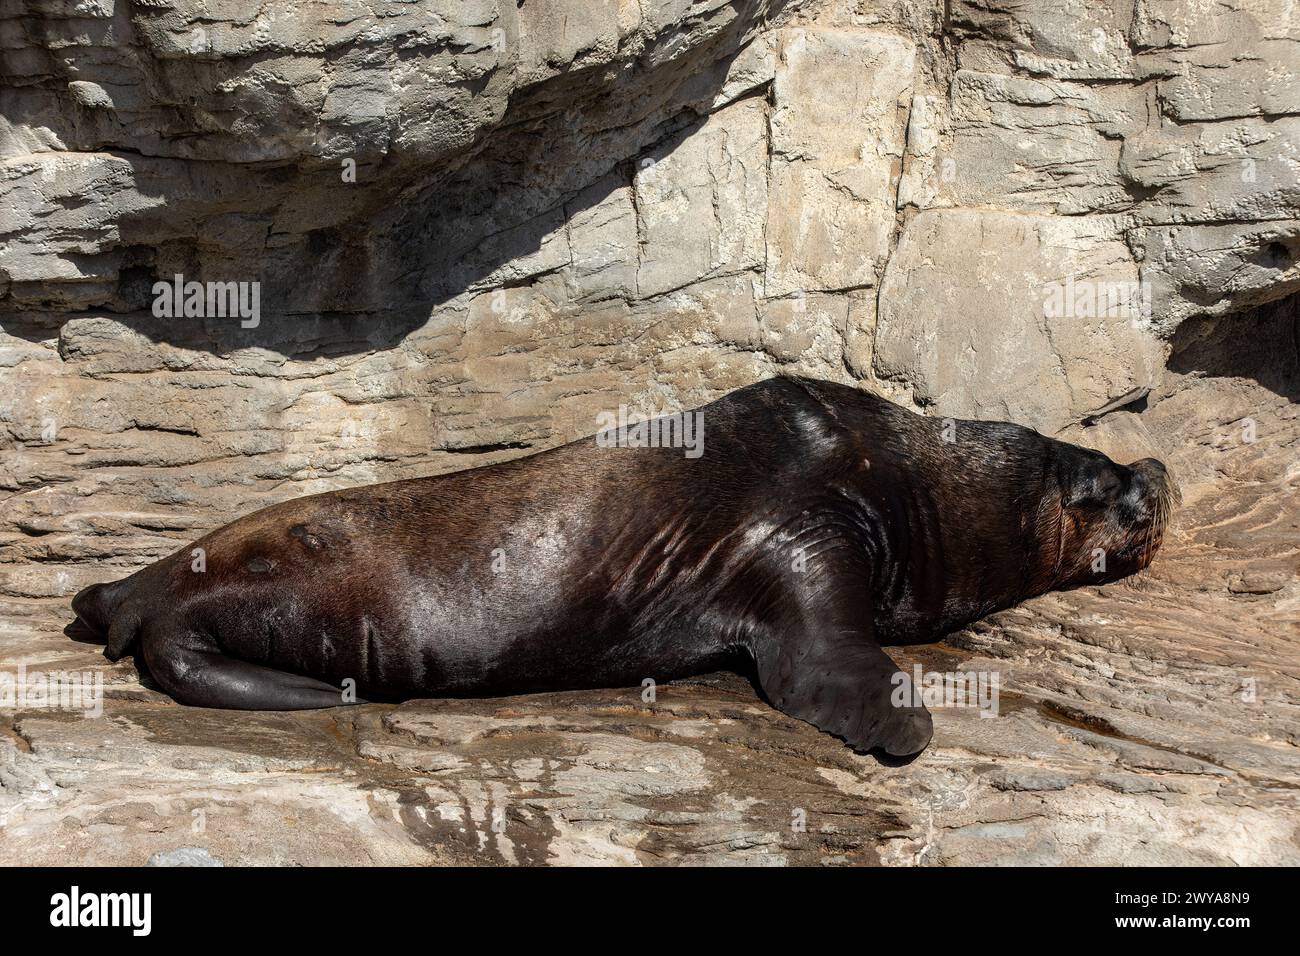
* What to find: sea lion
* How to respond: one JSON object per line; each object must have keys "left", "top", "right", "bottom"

{"left": 70, "top": 376, "right": 1174, "bottom": 758}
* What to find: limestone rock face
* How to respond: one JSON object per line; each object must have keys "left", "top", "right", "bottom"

{"left": 873, "top": 210, "right": 1162, "bottom": 431}
{"left": 1, "top": 0, "right": 1298, "bottom": 865}
{"left": 764, "top": 28, "right": 914, "bottom": 297}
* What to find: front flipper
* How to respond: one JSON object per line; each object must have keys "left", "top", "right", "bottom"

{"left": 142, "top": 628, "right": 360, "bottom": 710}
{"left": 748, "top": 558, "right": 932, "bottom": 758}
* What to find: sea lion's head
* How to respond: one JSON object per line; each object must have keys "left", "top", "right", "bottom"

{"left": 1044, "top": 445, "right": 1178, "bottom": 589}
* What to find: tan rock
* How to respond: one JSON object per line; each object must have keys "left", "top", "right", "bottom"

{"left": 874, "top": 209, "right": 1164, "bottom": 433}
{"left": 634, "top": 98, "right": 768, "bottom": 298}
{"left": 764, "top": 28, "right": 915, "bottom": 296}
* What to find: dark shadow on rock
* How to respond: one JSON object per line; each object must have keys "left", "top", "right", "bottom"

{"left": 0, "top": 2, "right": 791, "bottom": 359}
{"left": 870, "top": 747, "right": 926, "bottom": 768}
{"left": 1167, "top": 291, "right": 1300, "bottom": 403}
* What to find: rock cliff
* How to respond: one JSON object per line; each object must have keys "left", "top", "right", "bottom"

{"left": 1, "top": 0, "right": 1297, "bottom": 864}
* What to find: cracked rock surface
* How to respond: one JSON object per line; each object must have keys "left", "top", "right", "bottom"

{"left": 2, "top": 337, "right": 1295, "bottom": 865}
{"left": 1, "top": 0, "right": 1298, "bottom": 863}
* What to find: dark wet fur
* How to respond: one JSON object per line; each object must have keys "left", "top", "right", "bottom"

{"left": 70, "top": 376, "right": 1174, "bottom": 758}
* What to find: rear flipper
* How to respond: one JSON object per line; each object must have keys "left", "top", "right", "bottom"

{"left": 748, "top": 556, "right": 933, "bottom": 758}
{"left": 143, "top": 630, "right": 361, "bottom": 710}
{"left": 70, "top": 578, "right": 143, "bottom": 660}
{"left": 70, "top": 582, "right": 112, "bottom": 637}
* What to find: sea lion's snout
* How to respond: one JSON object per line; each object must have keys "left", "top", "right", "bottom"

{"left": 1128, "top": 456, "right": 1168, "bottom": 493}
{"left": 1053, "top": 448, "right": 1178, "bottom": 587}
{"left": 1123, "top": 457, "right": 1177, "bottom": 568}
